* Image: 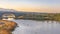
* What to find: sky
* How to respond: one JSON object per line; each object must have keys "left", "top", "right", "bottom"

{"left": 0, "top": 0, "right": 60, "bottom": 13}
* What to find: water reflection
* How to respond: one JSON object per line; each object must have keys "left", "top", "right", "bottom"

{"left": 12, "top": 20, "right": 60, "bottom": 34}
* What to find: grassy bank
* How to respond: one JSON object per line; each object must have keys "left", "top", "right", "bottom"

{"left": 0, "top": 20, "right": 17, "bottom": 34}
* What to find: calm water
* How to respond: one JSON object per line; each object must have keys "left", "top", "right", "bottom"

{"left": 12, "top": 19, "right": 60, "bottom": 34}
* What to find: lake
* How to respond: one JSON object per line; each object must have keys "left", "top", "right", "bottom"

{"left": 12, "top": 19, "right": 60, "bottom": 34}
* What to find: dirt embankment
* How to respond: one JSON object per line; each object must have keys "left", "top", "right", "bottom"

{"left": 0, "top": 20, "right": 17, "bottom": 34}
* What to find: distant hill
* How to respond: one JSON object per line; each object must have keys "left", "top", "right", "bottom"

{"left": 0, "top": 8, "right": 17, "bottom": 12}
{"left": 0, "top": 8, "right": 59, "bottom": 18}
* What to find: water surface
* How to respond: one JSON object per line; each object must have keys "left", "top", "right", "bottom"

{"left": 12, "top": 19, "right": 60, "bottom": 34}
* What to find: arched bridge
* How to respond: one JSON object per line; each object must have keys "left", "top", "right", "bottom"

{"left": 2, "top": 13, "right": 15, "bottom": 20}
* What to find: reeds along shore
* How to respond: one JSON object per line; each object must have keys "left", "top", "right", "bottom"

{"left": 22, "top": 13, "right": 60, "bottom": 21}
